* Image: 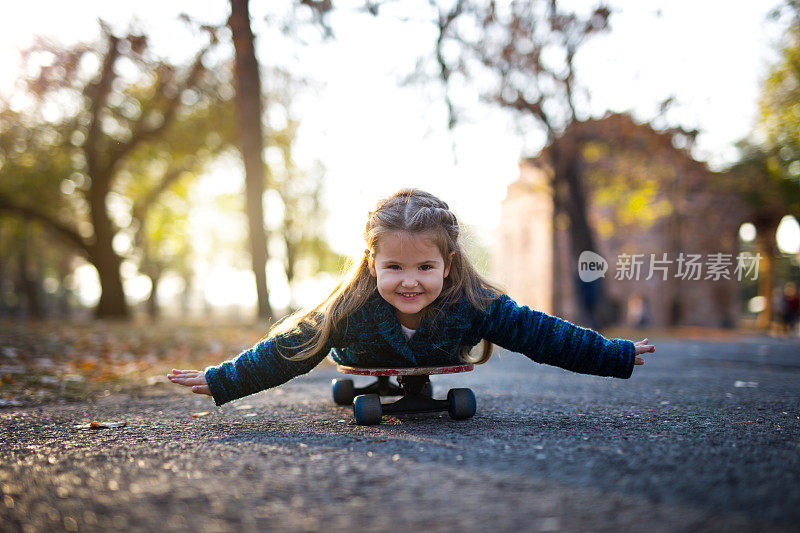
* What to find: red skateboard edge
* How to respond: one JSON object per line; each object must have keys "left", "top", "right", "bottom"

{"left": 336, "top": 364, "right": 474, "bottom": 376}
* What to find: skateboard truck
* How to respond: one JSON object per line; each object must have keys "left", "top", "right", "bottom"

{"left": 332, "top": 364, "right": 476, "bottom": 425}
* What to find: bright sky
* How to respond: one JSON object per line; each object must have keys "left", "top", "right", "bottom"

{"left": 1, "top": 0, "right": 797, "bottom": 309}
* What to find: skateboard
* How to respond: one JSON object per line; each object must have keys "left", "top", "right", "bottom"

{"left": 332, "top": 364, "right": 476, "bottom": 425}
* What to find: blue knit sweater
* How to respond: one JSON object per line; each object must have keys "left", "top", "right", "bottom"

{"left": 204, "top": 290, "right": 636, "bottom": 406}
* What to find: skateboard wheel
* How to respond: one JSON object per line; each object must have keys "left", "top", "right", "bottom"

{"left": 447, "top": 388, "right": 476, "bottom": 420}
{"left": 353, "top": 394, "right": 382, "bottom": 425}
{"left": 332, "top": 379, "right": 355, "bottom": 405}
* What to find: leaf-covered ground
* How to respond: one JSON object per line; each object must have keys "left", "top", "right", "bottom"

{"left": 0, "top": 317, "right": 773, "bottom": 408}
{"left": 0, "top": 319, "right": 283, "bottom": 407}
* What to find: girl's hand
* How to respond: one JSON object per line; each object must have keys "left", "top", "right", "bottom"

{"left": 167, "top": 369, "right": 212, "bottom": 396}
{"left": 633, "top": 338, "right": 656, "bottom": 365}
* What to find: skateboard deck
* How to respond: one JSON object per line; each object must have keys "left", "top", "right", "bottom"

{"left": 336, "top": 363, "right": 474, "bottom": 376}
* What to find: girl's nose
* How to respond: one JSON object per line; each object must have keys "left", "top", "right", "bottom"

{"left": 401, "top": 277, "right": 419, "bottom": 288}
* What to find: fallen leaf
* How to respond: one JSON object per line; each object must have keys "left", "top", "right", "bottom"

{"left": 733, "top": 420, "right": 757, "bottom": 424}
{"left": 146, "top": 375, "right": 168, "bottom": 385}
{"left": 74, "top": 420, "right": 127, "bottom": 429}
{"left": 191, "top": 411, "right": 209, "bottom": 417}
{"left": 0, "top": 398, "right": 22, "bottom": 407}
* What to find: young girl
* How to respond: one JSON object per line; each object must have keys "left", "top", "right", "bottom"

{"left": 169, "top": 189, "right": 655, "bottom": 406}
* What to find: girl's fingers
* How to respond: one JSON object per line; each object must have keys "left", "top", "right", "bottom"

{"left": 635, "top": 357, "right": 644, "bottom": 365}
{"left": 170, "top": 376, "right": 205, "bottom": 385}
{"left": 168, "top": 370, "right": 202, "bottom": 379}
{"left": 167, "top": 369, "right": 210, "bottom": 395}
{"left": 633, "top": 338, "right": 655, "bottom": 355}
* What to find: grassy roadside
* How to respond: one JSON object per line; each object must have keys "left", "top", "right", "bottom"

{"left": 0, "top": 319, "right": 275, "bottom": 407}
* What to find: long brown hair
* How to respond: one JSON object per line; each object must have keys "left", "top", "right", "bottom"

{"left": 269, "top": 188, "right": 504, "bottom": 363}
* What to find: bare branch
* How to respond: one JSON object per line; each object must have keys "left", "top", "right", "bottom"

{"left": 132, "top": 161, "right": 195, "bottom": 219}
{"left": 430, "top": 0, "right": 468, "bottom": 129}
{"left": 299, "top": 0, "right": 335, "bottom": 37}
{"left": 105, "top": 47, "right": 212, "bottom": 176}
{"left": 0, "top": 194, "right": 90, "bottom": 257}
{"left": 496, "top": 87, "right": 555, "bottom": 140}
{"left": 83, "top": 29, "right": 121, "bottom": 189}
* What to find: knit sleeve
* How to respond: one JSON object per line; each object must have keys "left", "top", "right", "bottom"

{"left": 204, "top": 319, "right": 332, "bottom": 406}
{"left": 477, "top": 294, "right": 636, "bottom": 379}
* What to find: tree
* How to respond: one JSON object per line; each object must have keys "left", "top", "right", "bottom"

{"left": 0, "top": 23, "right": 228, "bottom": 318}
{"left": 725, "top": 144, "right": 799, "bottom": 328}
{"left": 417, "top": 0, "right": 616, "bottom": 325}
{"left": 267, "top": 119, "right": 345, "bottom": 310}
{"left": 229, "top": 0, "right": 275, "bottom": 322}
{"left": 727, "top": 0, "right": 800, "bottom": 328}
{"left": 759, "top": 0, "right": 800, "bottom": 221}
{"left": 125, "top": 97, "right": 237, "bottom": 317}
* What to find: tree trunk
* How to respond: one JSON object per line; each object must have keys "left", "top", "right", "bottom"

{"left": 57, "top": 259, "right": 72, "bottom": 318}
{"left": 146, "top": 270, "right": 161, "bottom": 318}
{"left": 550, "top": 135, "right": 609, "bottom": 328}
{"left": 90, "top": 243, "right": 127, "bottom": 319}
{"left": 667, "top": 169, "right": 685, "bottom": 327}
{"left": 18, "top": 234, "right": 43, "bottom": 319}
{"left": 229, "top": 0, "right": 273, "bottom": 322}
{"left": 0, "top": 226, "right": 7, "bottom": 316}
{"left": 754, "top": 221, "right": 779, "bottom": 330}
{"left": 88, "top": 178, "right": 129, "bottom": 319}
{"left": 180, "top": 269, "right": 193, "bottom": 315}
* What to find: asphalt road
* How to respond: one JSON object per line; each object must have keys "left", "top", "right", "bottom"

{"left": 2, "top": 335, "right": 799, "bottom": 532}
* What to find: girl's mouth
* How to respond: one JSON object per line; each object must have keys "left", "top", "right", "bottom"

{"left": 398, "top": 292, "right": 422, "bottom": 300}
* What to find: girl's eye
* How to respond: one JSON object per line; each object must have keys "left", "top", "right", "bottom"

{"left": 387, "top": 265, "right": 401, "bottom": 270}
{"left": 419, "top": 265, "right": 433, "bottom": 271}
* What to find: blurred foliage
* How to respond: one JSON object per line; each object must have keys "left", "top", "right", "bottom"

{"left": 0, "top": 221, "right": 78, "bottom": 318}
{"left": 719, "top": 0, "right": 800, "bottom": 327}
{"left": 408, "top": 0, "right": 611, "bottom": 136}
{"left": 582, "top": 132, "right": 678, "bottom": 236}
{"left": 123, "top": 91, "right": 237, "bottom": 316}
{"left": 265, "top": 87, "right": 346, "bottom": 309}
{"left": 757, "top": 0, "right": 800, "bottom": 220}
{"left": 0, "top": 21, "right": 234, "bottom": 317}
{"left": 724, "top": 144, "right": 798, "bottom": 226}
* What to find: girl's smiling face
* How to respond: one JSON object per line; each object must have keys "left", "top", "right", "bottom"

{"left": 369, "top": 231, "right": 454, "bottom": 329}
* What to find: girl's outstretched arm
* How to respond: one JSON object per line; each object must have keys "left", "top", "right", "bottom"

{"left": 633, "top": 338, "right": 656, "bottom": 365}
{"left": 195, "top": 317, "right": 336, "bottom": 406}
{"left": 167, "top": 369, "right": 212, "bottom": 396}
{"left": 477, "top": 294, "right": 641, "bottom": 378}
